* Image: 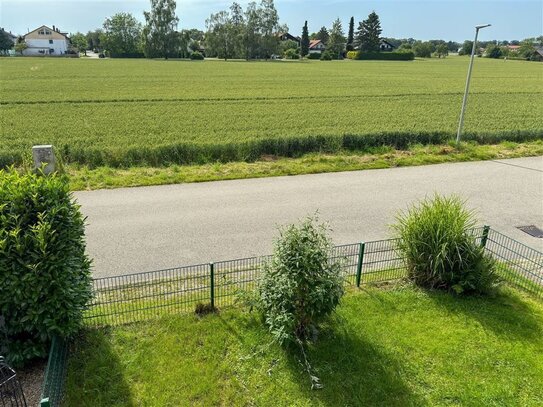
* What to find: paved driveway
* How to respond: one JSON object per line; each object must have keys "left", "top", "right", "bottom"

{"left": 75, "top": 157, "right": 543, "bottom": 278}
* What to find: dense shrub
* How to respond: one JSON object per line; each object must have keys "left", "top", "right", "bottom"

{"left": 256, "top": 216, "right": 344, "bottom": 345}
{"left": 393, "top": 195, "right": 498, "bottom": 295}
{"left": 346, "top": 51, "right": 357, "bottom": 59}
{"left": 283, "top": 48, "right": 300, "bottom": 60}
{"left": 190, "top": 51, "right": 204, "bottom": 60}
{"left": 320, "top": 51, "right": 333, "bottom": 61}
{"left": 108, "top": 52, "right": 145, "bottom": 58}
{"left": 0, "top": 169, "right": 92, "bottom": 366}
{"left": 355, "top": 51, "right": 415, "bottom": 61}
{"left": 307, "top": 52, "right": 321, "bottom": 60}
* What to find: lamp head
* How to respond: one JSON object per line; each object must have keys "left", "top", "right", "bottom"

{"left": 475, "top": 24, "right": 491, "bottom": 30}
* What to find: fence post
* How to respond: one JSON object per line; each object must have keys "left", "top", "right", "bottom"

{"left": 210, "top": 262, "right": 215, "bottom": 309}
{"left": 480, "top": 225, "right": 490, "bottom": 249}
{"left": 356, "top": 242, "right": 366, "bottom": 288}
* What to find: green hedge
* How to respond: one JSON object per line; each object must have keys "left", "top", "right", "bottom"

{"left": 0, "top": 170, "right": 92, "bottom": 366}
{"left": 355, "top": 51, "right": 415, "bottom": 61}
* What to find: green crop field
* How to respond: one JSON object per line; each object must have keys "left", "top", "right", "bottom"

{"left": 1, "top": 57, "right": 542, "bottom": 168}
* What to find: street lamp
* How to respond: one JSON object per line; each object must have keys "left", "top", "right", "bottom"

{"left": 456, "top": 24, "right": 491, "bottom": 145}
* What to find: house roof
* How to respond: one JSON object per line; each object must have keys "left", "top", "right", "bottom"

{"left": 24, "top": 25, "right": 69, "bottom": 39}
{"left": 277, "top": 32, "right": 300, "bottom": 42}
{"left": 380, "top": 39, "right": 395, "bottom": 48}
{"left": 535, "top": 47, "right": 543, "bottom": 57}
{"left": 507, "top": 45, "right": 520, "bottom": 50}
{"left": 0, "top": 29, "right": 17, "bottom": 40}
{"left": 309, "top": 39, "right": 323, "bottom": 49}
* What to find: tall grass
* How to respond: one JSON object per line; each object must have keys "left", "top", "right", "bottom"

{"left": 393, "top": 195, "right": 498, "bottom": 295}
{"left": 1, "top": 130, "right": 541, "bottom": 169}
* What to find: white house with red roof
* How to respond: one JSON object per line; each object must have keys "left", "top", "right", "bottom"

{"left": 308, "top": 39, "right": 325, "bottom": 54}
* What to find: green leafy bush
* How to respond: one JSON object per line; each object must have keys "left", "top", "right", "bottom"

{"left": 346, "top": 51, "right": 358, "bottom": 59}
{"left": 393, "top": 195, "right": 498, "bottom": 295}
{"left": 256, "top": 216, "right": 344, "bottom": 345}
{"left": 0, "top": 169, "right": 92, "bottom": 365}
{"left": 283, "top": 48, "right": 300, "bottom": 60}
{"left": 307, "top": 52, "right": 321, "bottom": 60}
{"left": 190, "top": 51, "right": 204, "bottom": 60}
{"left": 320, "top": 51, "right": 333, "bottom": 61}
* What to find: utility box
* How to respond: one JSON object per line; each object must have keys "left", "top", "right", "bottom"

{"left": 32, "top": 145, "right": 56, "bottom": 175}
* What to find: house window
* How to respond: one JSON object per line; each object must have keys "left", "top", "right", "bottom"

{"left": 49, "top": 39, "right": 53, "bottom": 44}
{"left": 50, "top": 49, "right": 55, "bottom": 54}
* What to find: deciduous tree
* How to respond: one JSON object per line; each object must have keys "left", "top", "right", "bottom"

{"left": 328, "top": 18, "right": 345, "bottom": 59}
{"left": 103, "top": 13, "right": 142, "bottom": 56}
{"left": 0, "top": 30, "right": 14, "bottom": 53}
{"left": 143, "top": 0, "right": 179, "bottom": 59}
{"left": 70, "top": 32, "right": 88, "bottom": 55}
{"left": 259, "top": 0, "right": 280, "bottom": 59}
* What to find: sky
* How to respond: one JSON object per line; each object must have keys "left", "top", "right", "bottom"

{"left": 1, "top": 0, "right": 541, "bottom": 42}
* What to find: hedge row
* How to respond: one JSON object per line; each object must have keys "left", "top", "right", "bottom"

{"left": 355, "top": 51, "right": 415, "bottom": 61}
{"left": 1, "top": 130, "right": 541, "bottom": 169}
{"left": 108, "top": 52, "right": 145, "bottom": 58}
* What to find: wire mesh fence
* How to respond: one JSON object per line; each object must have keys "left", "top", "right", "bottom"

{"left": 34, "top": 226, "right": 542, "bottom": 407}
{"left": 39, "top": 336, "right": 68, "bottom": 407}
{"left": 484, "top": 228, "right": 543, "bottom": 297}
{"left": 0, "top": 357, "right": 27, "bottom": 407}
{"left": 83, "top": 227, "right": 542, "bottom": 329}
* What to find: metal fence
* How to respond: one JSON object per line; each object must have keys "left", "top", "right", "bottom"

{"left": 0, "top": 357, "right": 26, "bottom": 407}
{"left": 485, "top": 228, "right": 543, "bottom": 297}
{"left": 83, "top": 226, "right": 542, "bottom": 328}
{"left": 39, "top": 337, "right": 68, "bottom": 407}
{"left": 35, "top": 226, "right": 543, "bottom": 407}
{"left": 84, "top": 238, "right": 408, "bottom": 327}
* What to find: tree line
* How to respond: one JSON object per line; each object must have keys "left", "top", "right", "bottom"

{"left": 4, "top": 0, "right": 541, "bottom": 61}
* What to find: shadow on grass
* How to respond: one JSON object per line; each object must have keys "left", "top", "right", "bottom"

{"left": 64, "top": 328, "right": 135, "bottom": 407}
{"left": 425, "top": 287, "right": 543, "bottom": 341}
{"left": 281, "top": 322, "right": 426, "bottom": 407}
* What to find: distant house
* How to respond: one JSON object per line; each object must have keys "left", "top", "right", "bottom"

{"left": 23, "top": 25, "right": 70, "bottom": 56}
{"left": 506, "top": 45, "right": 521, "bottom": 53}
{"left": 309, "top": 39, "right": 325, "bottom": 53}
{"left": 533, "top": 47, "right": 543, "bottom": 62}
{"left": 379, "top": 39, "right": 395, "bottom": 52}
{"left": 277, "top": 32, "right": 300, "bottom": 45}
{"left": 0, "top": 28, "right": 17, "bottom": 55}
{"left": 1, "top": 28, "right": 17, "bottom": 43}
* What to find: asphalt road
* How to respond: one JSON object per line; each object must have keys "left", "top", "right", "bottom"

{"left": 75, "top": 157, "right": 543, "bottom": 278}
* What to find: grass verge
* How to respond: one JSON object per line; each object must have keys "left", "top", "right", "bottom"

{"left": 65, "top": 285, "right": 543, "bottom": 406}
{"left": 67, "top": 140, "right": 543, "bottom": 191}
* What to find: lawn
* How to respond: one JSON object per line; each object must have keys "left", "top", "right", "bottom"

{"left": 65, "top": 286, "right": 543, "bottom": 406}
{"left": 1, "top": 57, "right": 542, "bottom": 170}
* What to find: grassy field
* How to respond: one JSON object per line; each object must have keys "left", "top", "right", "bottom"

{"left": 1, "top": 57, "right": 542, "bottom": 170}
{"left": 65, "top": 286, "right": 543, "bottom": 406}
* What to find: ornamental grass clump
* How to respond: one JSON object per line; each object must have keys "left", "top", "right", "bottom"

{"left": 257, "top": 216, "right": 344, "bottom": 345}
{"left": 393, "top": 195, "right": 498, "bottom": 295}
{"left": 0, "top": 169, "right": 92, "bottom": 366}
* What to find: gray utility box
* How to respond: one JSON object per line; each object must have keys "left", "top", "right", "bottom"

{"left": 32, "top": 145, "right": 56, "bottom": 175}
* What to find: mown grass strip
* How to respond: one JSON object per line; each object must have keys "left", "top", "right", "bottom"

{"left": 65, "top": 141, "right": 543, "bottom": 190}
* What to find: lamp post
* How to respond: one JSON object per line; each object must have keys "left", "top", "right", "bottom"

{"left": 456, "top": 24, "right": 491, "bottom": 145}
